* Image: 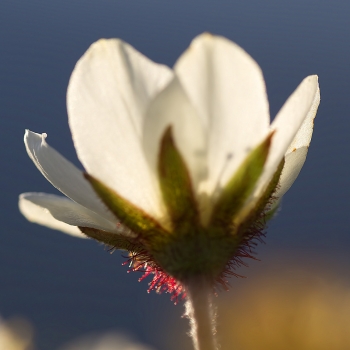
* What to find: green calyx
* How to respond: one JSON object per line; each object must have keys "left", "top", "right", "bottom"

{"left": 150, "top": 128, "right": 277, "bottom": 281}
{"left": 79, "top": 226, "right": 145, "bottom": 253}
{"left": 151, "top": 225, "right": 239, "bottom": 282}
{"left": 235, "top": 158, "right": 285, "bottom": 237}
{"left": 158, "top": 126, "right": 199, "bottom": 227}
{"left": 84, "top": 173, "right": 168, "bottom": 241}
{"left": 210, "top": 132, "right": 274, "bottom": 227}
{"left": 84, "top": 127, "right": 284, "bottom": 283}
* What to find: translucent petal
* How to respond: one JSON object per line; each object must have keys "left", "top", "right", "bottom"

{"left": 275, "top": 86, "right": 320, "bottom": 199}
{"left": 24, "top": 130, "right": 116, "bottom": 222}
{"left": 175, "top": 33, "right": 270, "bottom": 195}
{"left": 19, "top": 193, "right": 120, "bottom": 233}
{"left": 286, "top": 87, "right": 320, "bottom": 153}
{"left": 19, "top": 194, "right": 85, "bottom": 238}
{"left": 275, "top": 147, "right": 308, "bottom": 199}
{"left": 67, "top": 39, "right": 173, "bottom": 220}
{"left": 143, "top": 76, "right": 207, "bottom": 191}
{"left": 254, "top": 75, "right": 319, "bottom": 198}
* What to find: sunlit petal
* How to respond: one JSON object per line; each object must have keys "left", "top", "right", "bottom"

{"left": 275, "top": 147, "right": 308, "bottom": 199}
{"left": 20, "top": 193, "right": 120, "bottom": 234}
{"left": 175, "top": 33, "right": 270, "bottom": 194}
{"left": 254, "top": 75, "right": 319, "bottom": 198}
{"left": 67, "top": 39, "right": 173, "bottom": 219}
{"left": 275, "top": 86, "right": 320, "bottom": 199}
{"left": 19, "top": 194, "right": 85, "bottom": 237}
{"left": 286, "top": 86, "right": 320, "bottom": 153}
{"left": 143, "top": 76, "right": 207, "bottom": 191}
{"left": 24, "top": 130, "right": 116, "bottom": 222}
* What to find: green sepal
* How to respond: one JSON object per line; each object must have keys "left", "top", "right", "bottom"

{"left": 158, "top": 126, "right": 199, "bottom": 226}
{"left": 254, "top": 158, "right": 285, "bottom": 217}
{"left": 210, "top": 132, "right": 274, "bottom": 226}
{"left": 264, "top": 202, "right": 280, "bottom": 222}
{"left": 79, "top": 226, "right": 145, "bottom": 253}
{"left": 84, "top": 174, "right": 168, "bottom": 240}
{"left": 236, "top": 158, "right": 285, "bottom": 235}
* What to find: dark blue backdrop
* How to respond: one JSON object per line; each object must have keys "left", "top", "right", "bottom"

{"left": 1, "top": 1, "right": 349, "bottom": 349}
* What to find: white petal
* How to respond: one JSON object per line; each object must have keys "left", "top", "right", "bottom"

{"left": 19, "top": 194, "right": 85, "bottom": 238}
{"left": 274, "top": 147, "right": 308, "bottom": 199}
{"left": 143, "top": 76, "right": 207, "bottom": 189}
{"left": 254, "top": 75, "right": 320, "bottom": 198}
{"left": 175, "top": 33, "right": 270, "bottom": 194}
{"left": 67, "top": 39, "right": 173, "bottom": 220}
{"left": 286, "top": 86, "right": 320, "bottom": 153}
{"left": 19, "top": 193, "right": 120, "bottom": 233}
{"left": 275, "top": 86, "right": 320, "bottom": 199}
{"left": 24, "top": 130, "right": 116, "bottom": 222}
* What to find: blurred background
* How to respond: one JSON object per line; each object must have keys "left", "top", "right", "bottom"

{"left": 1, "top": 0, "right": 350, "bottom": 349}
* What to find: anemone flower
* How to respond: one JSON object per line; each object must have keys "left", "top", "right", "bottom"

{"left": 19, "top": 33, "right": 319, "bottom": 350}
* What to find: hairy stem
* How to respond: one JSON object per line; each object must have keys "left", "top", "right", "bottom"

{"left": 185, "top": 277, "right": 218, "bottom": 350}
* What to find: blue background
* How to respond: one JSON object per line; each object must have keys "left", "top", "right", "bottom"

{"left": 1, "top": 0, "right": 349, "bottom": 349}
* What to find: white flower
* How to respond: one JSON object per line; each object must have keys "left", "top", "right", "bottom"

{"left": 19, "top": 34, "right": 319, "bottom": 283}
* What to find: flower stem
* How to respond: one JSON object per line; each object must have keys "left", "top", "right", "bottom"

{"left": 185, "top": 277, "right": 218, "bottom": 350}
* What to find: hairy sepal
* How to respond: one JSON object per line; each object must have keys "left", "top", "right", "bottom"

{"left": 154, "top": 225, "right": 239, "bottom": 283}
{"left": 84, "top": 173, "right": 168, "bottom": 241}
{"left": 79, "top": 226, "right": 145, "bottom": 253}
{"left": 236, "top": 158, "right": 285, "bottom": 235}
{"left": 158, "top": 126, "right": 199, "bottom": 227}
{"left": 210, "top": 132, "right": 274, "bottom": 227}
